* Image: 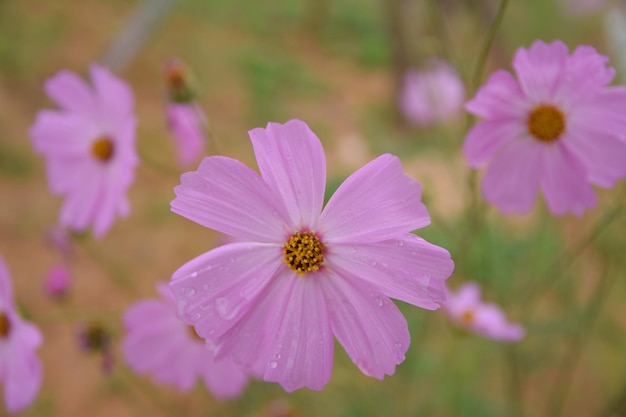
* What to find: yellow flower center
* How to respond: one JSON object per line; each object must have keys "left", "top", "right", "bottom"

{"left": 91, "top": 136, "right": 115, "bottom": 162}
{"left": 0, "top": 313, "right": 11, "bottom": 338}
{"left": 283, "top": 231, "right": 325, "bottom": 276}
{"left": 461, "top": 310, "right": 475, "bottom": 326}
{"left": 527, "top": 105, "right": 566, "bottom": 143}
{"left": 188, "top": 325, "right": 204, "bottom": 343}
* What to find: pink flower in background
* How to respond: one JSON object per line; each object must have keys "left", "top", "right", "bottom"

{"left": 123, "top": 283, "right": 249, "bottom": 399}
{"left": 0, "top": 257, "right": 43, "bottom": 413}
{"left": 166, "top": 103, "right": 208, "bottom": 167}
{"left": 559, "top": 0, "right": 607, "bottom": 15}
{"left": 444, "top": 282, "right": 524, "bottom": 342}
{"left": 399, "top": 60, "right": 465, "bottom": 126}
{"left": 464, "top": 40, "right": 626, "bottom": 215}
{"left": 30, "top": 65, "right": 138, "bottom": 238}
{"left": 170, "top": 119, "right": 454, "bottom": 392}
{"left": 43, "top": 263, "right": 71, "bottom": 299}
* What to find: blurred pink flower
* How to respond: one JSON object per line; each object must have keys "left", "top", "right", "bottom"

{"left": 464, "top": 40, "right": 626, "bottom": 215}
{"left": 399, "top": 60, "right": 465, "bottom": 126}
{"left": 166, "top": 103, "right": 207, "bottom": 167}
{"left": 122, "top": 283, "right": 248, "bottom": 399}
{"left": 45, "top": 225, "right": 73, "bottom": 257}
{"left": 559, "top": 0, "right": 607, "bottom": 15}
{"left": 30, "top": 65, "right": 138, "bottom": 238}
{"left": 43, "top": 263, "right": 71, "bottom": 299}
{"left": 170, "top": 119, "right": 454, "bottom": 392}
{"left": 444, "top": 282, "right": 524, "bottom": 342}
{"left": 0, "top": 257, "right": 43, "bottom": 413}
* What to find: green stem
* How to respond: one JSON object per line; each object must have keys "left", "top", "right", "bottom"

{"left": 546, "top": 263, "right": 616, "bottom": 417}
{"left": 138, "top": 148, "right": 181, "bottom": 178}
{"left": 470, "top": 0, "right": 510, "bottom": 94}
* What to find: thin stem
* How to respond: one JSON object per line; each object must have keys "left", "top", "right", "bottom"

{"left": 138, "top": 148, "right": 181, "bottom": 179}
{"left": 546, "top": 263, "right": 616, "bottom": 417}
{"left": 470, "top": 0, "right": 510, "bottom": 94}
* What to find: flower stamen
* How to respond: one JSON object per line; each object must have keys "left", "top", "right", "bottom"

{"left": 91, "top": 136, "right": 115, "bottom": 162}
{"left": 461, "top": 310, "right": 474, "bottom": 326}
{"left": 0, "top": 313, "right": 10, "bottom": 338}
{"left": 283, "top": 231, "right": 325, "bottom": 276}
{"left": 188, "top": 325, "right": 203, "bottom": 342}
{"left": 527, "top": 105, "right": 566, "bottom": 143}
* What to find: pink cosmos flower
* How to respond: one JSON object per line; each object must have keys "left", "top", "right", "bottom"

{"left": 464, "top": 40, "right": 626, "bottom": 215}
{"left": 43, "top": 263, "right": 71, "bottom": 299}
{"left": 30, "top": 65, "right": 138, "bottom": 238}
{"left": 169, "top": 119, "right": 454, "bottom": 392}
{"left": 399, "top": 60, "right": 465, "bottom": 126}
{"left": 444, "top": 282, "right": 524, "bottom": 342}
{"left": 166, "top": 103, "right": 208, "bottom": 167}
{"left": 123, "top": 283, "right": 249, "bottom": 399}
{"left": 0, "top": 257, "right": 43, "bottom": 413}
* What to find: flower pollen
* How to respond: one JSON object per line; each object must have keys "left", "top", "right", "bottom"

{"left": 527, "top": 105, "right": 566, "bottom": 143}
{"left": 283, "top": 231, "right": 325, "bottom": 277}
{"left": 461, "top": 310, "right": 475, "bottom": 326}
{"left": 91, "top": 136, "right": 115, "bottom": 162}
{"left": 188, "top": 325, "right": 204, "bottom": 343}
{"left": 0, "top": 313, "right": 10, "bottom": 338}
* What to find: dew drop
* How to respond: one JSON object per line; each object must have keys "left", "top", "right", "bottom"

{"left": 269, "top": 361, "right": 278, "bottom": 369}
{"left": 215, "top": 297, "right": 232, "bottom": 319}
{"left": 276, "top": 354, "right": 282, "bottom": 360}
{"left": 371, "top": 261, "right": 377, "bottom": 267}
{"left": 397, "top": 241, "right": 405, "bottom": 247}
{"left": 190, "top": 271, "right": 198, "bottom": 278}
{"left": 201, "top": 284, "right": 208, "bottom": 291}
{"left": 394, "top": 342, "right": 403, "bottom": 349}
{"left": 375, "top": 297, "right": 384, "bottom": 308}
{"left": 185, "top": 287, "right": 196, "bottom": 296}
{"left": 350, "top": 247, "right": 357, "bottom": 254}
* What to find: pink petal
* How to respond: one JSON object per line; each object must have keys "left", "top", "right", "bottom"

{"left": 44, "top": 69, "right": 98, "bottom": 119}
{"left": 59, "top": 168, "right": 104, "bottom": 232}
{"left": 30, "top": 111, "right": 97, "bottom": 158}
{"left": 319, "top": 154, "right": 429, "bottom": 243}
{"left": 321, "top": 271, "right": 409, "bottom": 379}
{"left": 327, "top": 234, "right": 453, "bottom": 310}
{"left": 482, "top": 138, "right": 543, "bottom": 214}
{"left": 444, "top": 282, "right": 482, "bottom": 318}
{"left": 167, "top": 103, "right": 207, "bottom": 167}
{"left": 0, "top": 258, "right": 14, "bottom": 309}
{"left": 4, "top": 326, "right": 43, "bottom": 413}
{"left": 171, "top": 156, "right": 291, "bottom": 242}
{"left": 463, "top": 118, "right": 527, "bottom": 167}
{"left": 262, "top": 275, "right": 333, "bottom": 392}
{"left": 90, "top": 64, "right": 134, "bottom": 129}
{"left": 553, "top": 45, "right": 615, "bottom": 106}
{"left": 170, "top": 242, "right": 282, "bottom": 340}
{"left": 539, "top": 141, "right": 597, "bottom": 216}
{"left": 248, "top": 120, "right": 326, "bottom": 230}
{"left": 201, "top": 355, "right": 249, "bottom": 399}
{"left": 565, "top": 125, "right": 626, "bottom": 188}
{"left": 512, "top": 40, "right": 570, "bottom": 103}
{"left": 465, "top": 70, "right": 528, "bottom": 119}
{"left": 210, "top": 271, "right": 298, "bottom": 376}
{"left": 572, "top": 88, "right": 626, "bottom": 138}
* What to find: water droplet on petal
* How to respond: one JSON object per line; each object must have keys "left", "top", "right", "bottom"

{"left": 276, "top": 354, "right": 282, "bottom": 360}
{"left": 397, "top": 241, "right": 405, "bottom": 247}
{"left": 394, "top": 342, "right": 403, "bottom": 349}
{"left": 371, "top": 261, "right": 377, "bottom": 267}
{"left": 375, "top": 297, "right": 384, "bottom": 307}
{"left": 185, "top": 287, "right": 196, "bottom": 296}
{"left": 201, "top": 284, "right": 208, "bottom": 291}
{"left": 190, "top": 271, "right": 198, "bottom": 278}
{"left": 215, "top": 297, "right": 233, "bottom": 319}
{"left": 269, "top": 361, "right": 278, "bottom": 369}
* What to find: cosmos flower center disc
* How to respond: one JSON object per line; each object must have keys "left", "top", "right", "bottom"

{"left": 527, "top": 105, "right": 566, "bottom": 143}
{"left": 91, "top": 136, "right": 115, "bottom": 162}
{"left": 282, "top": 231, "right": 325, "bottom": 276}
{"left": 461, "top": 310, "right": 475, "bottom": 326}
{"left": 0, "top": 313, "right": 11, "bottom": 338}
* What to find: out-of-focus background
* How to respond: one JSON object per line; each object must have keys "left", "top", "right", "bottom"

{"left": 1, "top": 0, "right": 626, "bottom": 416}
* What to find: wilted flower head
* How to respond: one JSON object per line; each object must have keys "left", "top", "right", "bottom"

{"left": 123, "top": 283, "right": 249, "bottom": 399}
{"left": 444, "top": 282, "right": 524, "bottom": 342}
{"left": 30, "top": 64, "right": 138, "bottom": 238}
{"left": 43, "top": 263, "right": 71, "bottom": 299}
{"left": 399, "top": 59, "right": 465, "bottom": 126}
{"left": 170, "top": 119, "right": 454, "bottom": 392}
{"left": 0, "top": 257, "right": 43, "bottom": 413}
{"left": 464, "top": 40, "right": 626, "bottom": 215}
{"left": 77, "top": 321, "right": 114, "bottom": 374}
